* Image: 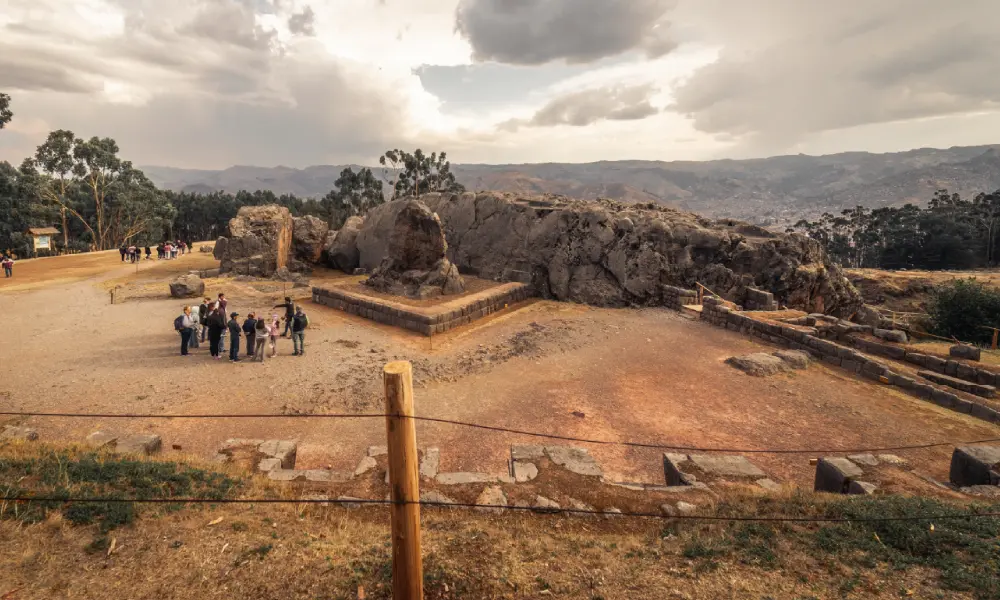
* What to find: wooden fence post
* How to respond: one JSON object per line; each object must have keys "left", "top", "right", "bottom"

{"left": 383, "top": 361, "right": 423, "bottom": 600}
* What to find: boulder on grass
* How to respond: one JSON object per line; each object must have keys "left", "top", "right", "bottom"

{"left": 169, "top": 274, "right": 205, "bottom": 298}
{"left": 950, "top": 446, "right": 1000, "bottom": 487}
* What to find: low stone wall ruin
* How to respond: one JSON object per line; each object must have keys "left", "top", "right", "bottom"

{"left": 313, "top": 282, "right": 531, "bottom": 336}
{"left": 661, "top": 285, "right": 698, "bottom": 310}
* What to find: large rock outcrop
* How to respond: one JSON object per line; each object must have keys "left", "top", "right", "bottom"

{"left": 292, "top": 215, "right": 329, "bottom": 264}
{"left": 347, "top": 192, "right": 862, "bottom": 315}
{"left": 364, "top": 201, "right": 465, "bottom": 298}
{"left": 219, "top": 206, "right": 293, "bottom": 277}
{"left": 322, "top": 216, "right": 365, "bottom": 272}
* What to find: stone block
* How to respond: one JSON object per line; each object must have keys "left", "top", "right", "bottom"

{"left": 950, "top": 344, "right": 982, "bottom": 362}
{"left": 945, "top": 361, "right": 960, "bottom": 377}
{"left": 848, "top": 481, "right": 878, "bottom": 495}
{"left": 258, "top": 440, "right": 297, "bottom": 469}
{"left": 513, "top": 461, "right": 538, "bottom": 482}
{"left": 435, "top": 472, "right": 496, "bottom": 485}
{"left": 85, "top": 431, "right": 117, "bottom": 448}
{"left": 676, "top": 501, "right": 698, "bottom": 516}
{"left": 930, "top": 388, "right": 958, "bottom": 408}
{"left": 116, "top": 433, "right": 162, "bottom": 455}
{"left": 842, "top": 360, "right": 862, "bottom": 374}
{"left": 814, "top": 457, "right": 864, "bottom": 494}
{"left": 475, "top": 486, "right": 507, "bottom": 513}
{"left": 756, "top": 478, "right": 781, "bottom": 491}
{"left": 532, "top": 495, "right": 560, "bottom": 512}
{"left": 354, "top": 456, "right": 377, "bottom": 477}
{"left": 511, "top": 445, "right": 545, "bottom": 461}
{"left": 545, "top": 446, "right": 603, "bottom": 477}
{"left": 876, "top": 454, "right": 908, "bottom": 466}
{"left": 688, "top": 454, "right": 766, "bottom": 479}
{"left": 258, "top": 458, "right": 282, "bottom": 472}
{"left": 949, "top": 446, "right": 1000, "bottom": 487}
{"left": 336, "top": 496, "right": 364, "bottom": 509}
{"left": 367, "top": 445, "right": 387, "bottom": 457}
{"left": 773, "top": 350, "right": 810, "bottom": 369}
{"left": 420, "top": 490, "right": 457, "bottom": 506}
{"left": 267, "top": 469, "right": 304, "bottom": 482}
{"left": 873, "top": 328, "right": 907, "bottom": 343}
{"left": 847, "top": 453, "right": 879, "bottom": 467}
{"left": 419, "top": 448, "right": 440, "bottom": 480}
{"left": 663, "top": 453, "right": 692, "bottom": 486}
{"left": 919, "top": 370, "right": 996, "bottom": 398}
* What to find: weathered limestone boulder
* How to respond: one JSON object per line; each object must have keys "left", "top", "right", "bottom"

{"left": 169, "top": 274, "right": 205, "bottom": 298}
{"left": 213, "top": 236, "right": 228, "bottom": 260}
{"left": 351, "top": 193, "right": 862, "bottom": 315}
{"left": 292, "top": 215, "right": 329, "bottom": 264}
{"left": 323, "top": 216, "right": 365, "bottom": 273}
{"left": 219, "top": 206, "right": 293, "bottom": 277}
{"left": 365, "top": 201, "right": 465, "bottom": 298}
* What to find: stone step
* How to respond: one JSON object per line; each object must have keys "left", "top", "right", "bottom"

{"left": 918, "top": 370, "right": 997, "bottom": 398}
{"left": 680, "top": 304, "right": 703, "bottom": 320}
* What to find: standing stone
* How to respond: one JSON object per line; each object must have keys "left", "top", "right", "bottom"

{"left": 950, "top": 446, "right": 1000, "bottom": 487}
{"left": 213, "top": 236, "right": 229, "bottom": 260}
{"left": 292, "top": 215, "right": 330, "bottom": 264}
{"left": 365, "top": 201, "right": 465, "bottom": 298}
{"left": 814, "top": 457, "right": 864, "bottom": 493}
{"left": 169, "top": 274, "right": 205, "bottom": 298}
{"left": 219, "top": 205, "right": 294, "bottom": 277}
{"left": 323, "top": 216, "right": 365, "bottom": 273}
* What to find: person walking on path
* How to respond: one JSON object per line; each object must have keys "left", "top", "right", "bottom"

{"left": 291, "top": 305, "right": 308, "bottom": 356}
{"left": 227, "top": 313, "right": 242, "bottom": 362}
{"left": 145, "top": 246, "right": 152, "bottom": 260}
{"left": 176, "top": 306, "right": 195, "bottom": 356}
{"left": 253, "top": 319, "right": 269, "bottom": 362}
{"left": 119, "top": 244, "right": 127, "bottom": 262}
{"left": 217, "top": 293, "right": 229, "bottom": 353}
{"left": 1, "top": 256, "right": 13, "bottom": 278}
{"left": 242, "top": 313, "right": 258, "bottom": 358}
{"left": 198, "top": 298, "right": 211, "bottom": 342}
{"left": 269, "top": 314, "right": 280, "bottom": 357}
{"left": 273, "top": 297, "right": 295, "bottom": 337}
{"left": 207, "top": 304, "right": 226, "bottom": 359}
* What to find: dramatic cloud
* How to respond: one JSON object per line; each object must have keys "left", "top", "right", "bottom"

{"left": 670, "top": 0, "right": 1000, "bottom": 150}
{"left": 455, "top": 0, "right": 677, "bottom": 65}
{"left": 287, "top": 6, "right": 316, "bottom": 36}
{"left": 502, "top": 84, "right": 660, "bottom": 131}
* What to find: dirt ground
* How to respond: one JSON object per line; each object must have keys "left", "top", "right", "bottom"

{"left": 2, "top": 251, "right": 999, "bottom": 490}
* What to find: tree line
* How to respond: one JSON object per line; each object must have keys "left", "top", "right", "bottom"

{"left": 789, "top": 189, "right": 1000, "bottom": 270}
{"left": 0, "top": 92, "right": 464, "bottom": 257}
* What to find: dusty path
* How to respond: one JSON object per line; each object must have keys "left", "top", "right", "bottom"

{"left": 1, "top": 251, "right": 997, "bottom": 489}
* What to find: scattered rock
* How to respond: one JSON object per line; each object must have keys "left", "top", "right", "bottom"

{"left": 814, "top": 457, "right": 864, "bottom": 493}
{"left": 116, "top": 433, "right": 162, "bottom": 455}
{"left": 602, "top": 507, "right": 623, "bottom": 519}
{"left": 475, "top": 486, "right": 508, "bottom": 513}
{"left": 773, "top": 350, "right": 810, "bottom": 369}
{"left": 545, "top": 446, "right": 603, "bottom": 477}
{"left": 688, "top": 454, "right": 766, "bottom": 479}
{"left": 0, "top": 426, "right": 38, "bottom": 442}
{"left": 367, "top": 445, "right": 388, "bottom": 457}
{"left": 169, "top": 274, "right": 205, "bottom": 298}
{"left": 419, "top": 448, "right": 440, "bottom": 481}
{"left": 258, "top": 458, "right": 282, "bottom": 472}
{"left": 873, "top": 328, "right": 908, "bottom": 343}
{"left": 675, "top": 501, "right": 698, "bottom": 516}
{"left": 876, "top": 454, "right": 908, "bottom": 466}
{"left": 85, "top": 431, "right": 117, "bottom": 449}
{"left": 336, "top": 495, "right": 365, "bottom": 509}
{"left": 847, "top": 453, "right": 880, "bottom": 467}
{"left": 756, "top": 478, "right": 781, "bottom": 491}
{"left": 513, "top": 461, "right": 539, "bottom": 483}
{"left": 511, "top": 445, "right": 546, "bottom": 461}
{"left": 258, "top": 440, "right": 297, "bottom": 469}
{"left": 847, "top": 480, "right": 878, "bottom": 495}
{"left": 726, "top": 353, "right": 789, "bottom": 376}
{"left": 354, "top": 456, "right": 377, "bottom": 477}
{"left": 660, "top": 503, "right": 678, "bottom": 517}
{"left": 949, "top": 446, "right": 1000, "bottom": 487}
{"left": 533, "top": 495, "right": 561, "bottom": 512}
{"left": 435, "top": 472, "right": 497, "bottom": 485}
{"left": 420, "top": 490, "right": 458, "bottom": 506}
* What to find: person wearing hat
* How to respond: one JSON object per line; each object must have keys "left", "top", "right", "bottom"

{"left": 227, "top": 312, "right": 242, "bottom": 362}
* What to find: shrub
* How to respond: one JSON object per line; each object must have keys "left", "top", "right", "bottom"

{"left": 927, "top": 278, "right": 1000, "bottom": 344}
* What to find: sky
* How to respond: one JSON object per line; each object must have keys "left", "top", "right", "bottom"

{"left": 1, "top": 0, "right": 999, "bottom": 169}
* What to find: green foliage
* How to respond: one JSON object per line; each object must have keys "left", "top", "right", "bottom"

{"left": 0, "top": 92, "right": 11, "bottom": 130}
{"left": 0, "top": 447, "right": 242, "bottom": 532}
{"left": 791, "top": 189, "right": 1000, "bottom": 270}
{"left": 379, "top": 148, "right": 464, "bottom": 200}
{"left": 927, "top": 278, "right": 1000, "bottom": 344}
{"left": 320, "top": 166, "right": 385, "bottom": 229}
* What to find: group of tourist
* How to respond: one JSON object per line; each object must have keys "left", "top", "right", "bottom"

{"left": 1, "top": 254, "right": 14, "bottom": 278}
{"left": 120, "top": 240, "right": 191, "bottom": 263}
{"left": 175, "top": 294, "right": 309, "bottom": 361}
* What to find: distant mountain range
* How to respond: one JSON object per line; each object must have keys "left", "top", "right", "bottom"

{"left": 142, "top": 144, "right": 1000, "bottom": 226}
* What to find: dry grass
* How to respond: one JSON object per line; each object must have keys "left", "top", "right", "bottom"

{"left": 3, "top": 442, "right": 1000, "bottom": 599}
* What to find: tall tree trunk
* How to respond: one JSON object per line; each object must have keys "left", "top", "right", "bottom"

{"left": 60, "top": 207, "right": 68, "bottom": 250}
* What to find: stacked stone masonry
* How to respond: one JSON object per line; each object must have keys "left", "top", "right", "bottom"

{"left": 661, "top": 285, "right": 699, "bottom": 310}
{"left": 313, "top": 282, "right": 531, "bottom": 335}
{"left": 699, "top": 297, "right": 1000, "bottom": 425}
{"left": 744, "top": 287, "right": 779, "bottom": 311}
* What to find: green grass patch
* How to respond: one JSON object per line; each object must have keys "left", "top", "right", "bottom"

{"left": 0, "top": 446, "right": 243, "bottom": 532}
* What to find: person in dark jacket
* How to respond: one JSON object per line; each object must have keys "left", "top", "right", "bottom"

{"left": 207, "top": 304, "right": 226, "bottom": 359}
{"left": 119, "top": 244, "right": 127, "bottom": 262}
{"left": 227, "top": 312, "right": 242, "bottom": 362}
{"left": 273, "top": 296, "right": 295, "bottom": 337}
{"left": 291, "top": 306, "right": 308, "bottom": 356}
{"left": 242, "top": 313, "right": 258, "bottom": 357}
{"left": 198, "top": 298, "right": 211, "bottom": 342}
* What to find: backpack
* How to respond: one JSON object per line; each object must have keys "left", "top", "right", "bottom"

{"left": 173, "top": 315, "right": 185, "bottom": 331}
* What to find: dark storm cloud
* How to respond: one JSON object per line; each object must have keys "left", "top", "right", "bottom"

{"left": 454, "top": 0, "right": 677, "bottom": 65}
{"left": 502, "top": 84, "right": 660, "bottom": 131}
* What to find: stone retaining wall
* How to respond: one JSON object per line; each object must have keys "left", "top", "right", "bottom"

{"left": 699, "top": 298, "right": 1000, "bottom": 425}
{"left": 848, "top": 337, "right": 1000, "bottom": 387}
{"left": 744, "top": 287, "right": 779, "bottom": 311}
{"left": 313, "top": 282, "right": 532, "bottom": 336}
{"left": 661, "top": 285, "right": 698, "bottom": 310}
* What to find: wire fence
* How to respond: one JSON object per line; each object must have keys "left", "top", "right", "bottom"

{"left": 2, "top": 410, "right": 999, "bottom": 454}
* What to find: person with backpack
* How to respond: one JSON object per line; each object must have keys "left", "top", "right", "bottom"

{"left": 273, "top": 296, "right": 295, "bottom": 337}
{"left": 227, "top": 312, "right": 242, "bottom": 362}
{"left": 242, "top": 313, "right": 258, "bottom": 358}
{"left": 291, "top": 305, "right": 309, "bottom": 356}
{"left": 175, "top": 306, "right": 195, "bottom": 356}
{"left": 207, "top": 304, "right": 226, "bottom": 359}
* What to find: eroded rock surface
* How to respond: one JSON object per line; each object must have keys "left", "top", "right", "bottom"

{"left": 292, "top": 215, "right": 329, "bottom": 264}
{"left": 364, "top": 201, "right": 465, "bottom": 298}
{"left": 323, "top": 216, "right": 365, "bottom": 272}
{"left": 219, "top": 205, "right": 293, "bottom": 277}
{"left": 350, "top": 193, "right": 861, "bottom": 315}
